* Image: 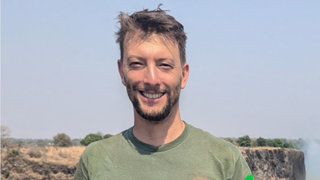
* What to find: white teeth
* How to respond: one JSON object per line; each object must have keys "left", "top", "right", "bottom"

{"left": 142, "top": 92, "right": 163, "bottom": 99}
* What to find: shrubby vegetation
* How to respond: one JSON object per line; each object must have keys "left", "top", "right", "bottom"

{"left": 224, "top": 135, "right": 296, "bottom": 149}
{"left": 80, "top": 133, "right": 113, "bottom": 146}
{"left": 1, "top": 126, "right": 114, "bottom": 148}
{"left": 7, "top": 149, "right": 20, "bottom": 157}
{"left": 237, "top": 135, "right": 251, "bottom": 147}
{"left": 2, "top": 125, "right": 297, "bottom": 149}
{"left": 256, "top": 137, "right": 267, "bottom": 146}
{"left": 53, "top": 133, "right": 73, "bottom": 147}
{"left": 80, "top": 133, "right": 102, "bottom": 146}
{"left": 103, "top": 134, "right": 113, "bottom": 139}
{"left": 282, "top": 141, "right": 295, "bottom": 148}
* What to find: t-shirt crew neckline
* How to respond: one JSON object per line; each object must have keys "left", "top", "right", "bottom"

{"left": 127, "top": 122, "right": 190, "bottom": 153}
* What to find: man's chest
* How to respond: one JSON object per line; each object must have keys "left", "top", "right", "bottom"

{"left": 88, "top": 150, "right": 230, "bottom": 180}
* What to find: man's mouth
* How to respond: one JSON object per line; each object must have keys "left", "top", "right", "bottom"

{"left": 139, "top": 91, "right": 165, "bottom": 99}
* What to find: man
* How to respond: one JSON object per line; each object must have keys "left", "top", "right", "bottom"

{"left": 74, "top": 8, "right": 253, "bottom": 180}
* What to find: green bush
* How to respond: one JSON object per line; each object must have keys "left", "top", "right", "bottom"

{"left": 266, "top": 139, "right": 274, "bottom": 147}
{"left": 283, "top": 141, "right": 294, "bottom": 148}
{"left": 103, "top": 134, "right": 113, "bottom": 139}
{"left": 80, "top": 133, "right": 103, "bottom": 146}
{"left": 273, "top": 138, "right": 283, "bottom": 147}
{"left": 256, "top": 137, "right": 267, "bottom": 146}
{"left": 53, "top": 133, "right": 73, "bottom": 147}
{"left": 237, "top": 135, "right": 251, "bottom": 147}
{"left": 251, "top": 139, "right": 258, "bottom": 147}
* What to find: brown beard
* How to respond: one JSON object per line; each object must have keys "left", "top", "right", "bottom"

{"left": 125, "top": 78, "right": 181, "bottom": 122}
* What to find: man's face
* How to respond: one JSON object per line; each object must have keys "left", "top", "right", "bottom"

{"left": 118, "top": 33, "right": 189, "bottom": 122}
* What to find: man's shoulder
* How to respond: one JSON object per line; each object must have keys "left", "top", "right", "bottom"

{"left": 188, "top": 124, "right": 228, "bottom": 144}
{"left": 186, "top": 124, "right": 251, "bottom": 178}
{"left": 187, "top": 124, "right": 241, "bottom": 156}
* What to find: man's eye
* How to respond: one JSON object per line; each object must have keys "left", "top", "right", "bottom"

{"left": 159, "top": 64, "right": 173, "bottom": 70}
{"left": 129, "top": 62, "right": 144, "bottom": 68}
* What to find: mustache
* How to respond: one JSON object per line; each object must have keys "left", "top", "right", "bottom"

{"left": 123, "top": 77, "right": 167, "bottom": 92}
{"left": 133, "top": 84, "right": 166, "bottom": 93}
{"left": 125, "top": 82, "right": 165, "bottom": 93}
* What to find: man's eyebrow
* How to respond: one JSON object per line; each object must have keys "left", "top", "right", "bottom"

{"left": 156, "top": 58, "right": 175, "bottom": 64}
{"left": 127, "top": 56, "right": 146, "bottom": 61}
{"left": 127, "top": 56, "right": 175, "bottom": 63}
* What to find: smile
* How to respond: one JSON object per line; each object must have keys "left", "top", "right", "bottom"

{"left": 140, "top": 91, "right": 165, "bottom": 99}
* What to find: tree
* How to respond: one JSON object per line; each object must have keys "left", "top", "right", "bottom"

{"left": 283, "top": 141, "right": 294, "bottom": 148}
{"left": 80, "top": 133, "right": 102, "bottom": 146}
{"left": 273, "top": 138, "right": 283, "bottom": 147}
{"left": 53, "top": 133, "right": 73, "bottom": 147}
{"left": 256, "top": 137, "right": 267, "bottom": 146}
{"left": 103, "top": 134, "right": 113, "bottom": 139}
{"left": 237, "top": 135, "right": 251, "bottom": 147}
{"left": 251, "top": 139, "right": 258, "bottom": 147}
{"left": 266, "top": 139, "right": 274, "bottom": 147}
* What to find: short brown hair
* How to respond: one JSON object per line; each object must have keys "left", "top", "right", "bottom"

{"left": 116, "top": 7, "right": 187, "bottom": 64}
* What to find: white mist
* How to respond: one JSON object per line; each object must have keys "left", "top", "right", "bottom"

{"left": 303, "top": 139, "right": 320, "bottom": 180}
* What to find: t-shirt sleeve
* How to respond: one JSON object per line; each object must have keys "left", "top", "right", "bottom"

{"left": 74, "top": 156, "right": 89, "bottom": 180}
{"left": 231, "top": 152, "right": 254, "bottom": 180}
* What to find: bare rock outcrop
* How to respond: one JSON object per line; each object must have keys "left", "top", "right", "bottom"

{"left": 241, "top": 147, "right": 305, "bottom": 180}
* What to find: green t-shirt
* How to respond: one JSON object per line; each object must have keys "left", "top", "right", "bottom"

{"left": 74, "top": 123, "right": 253, "bottom": 180}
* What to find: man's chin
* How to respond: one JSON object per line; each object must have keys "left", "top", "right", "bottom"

{"left": 137, "top": 110, "right": 169, "bottom": 122}
{"left": 132, "top": 96, "right": 172, "bottom": 122}
{"left": 134, "top": 105, "right": 171, "bottom": 122}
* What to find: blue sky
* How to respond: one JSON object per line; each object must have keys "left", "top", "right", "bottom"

{"left": 2, "top": 0, "right": 320, "bottom": 139}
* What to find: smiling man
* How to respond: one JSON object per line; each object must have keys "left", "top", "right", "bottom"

{"left": 74, "top": 8, "right": 253, "bottom": 180}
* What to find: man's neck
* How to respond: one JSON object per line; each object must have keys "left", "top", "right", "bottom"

{"left": 132, "top": 108, "right": 185, "bottom": 147}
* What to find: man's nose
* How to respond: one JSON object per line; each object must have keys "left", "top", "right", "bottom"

{"left": 143, "top": 65, "right": 160, "bottom": 86}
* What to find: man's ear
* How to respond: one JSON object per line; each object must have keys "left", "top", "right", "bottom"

{"left": 180, "top": 63, "right": 189, "bottom": 89}
{"left": 117, "top": 60, "right": 126, "bottom": 86}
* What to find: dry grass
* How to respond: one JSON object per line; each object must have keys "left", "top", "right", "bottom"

{"left": 1, "top": 145, "right": 86, "bottom": 180}
{"left": 18, "top": 146, "right": 85, "bottom": 165}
